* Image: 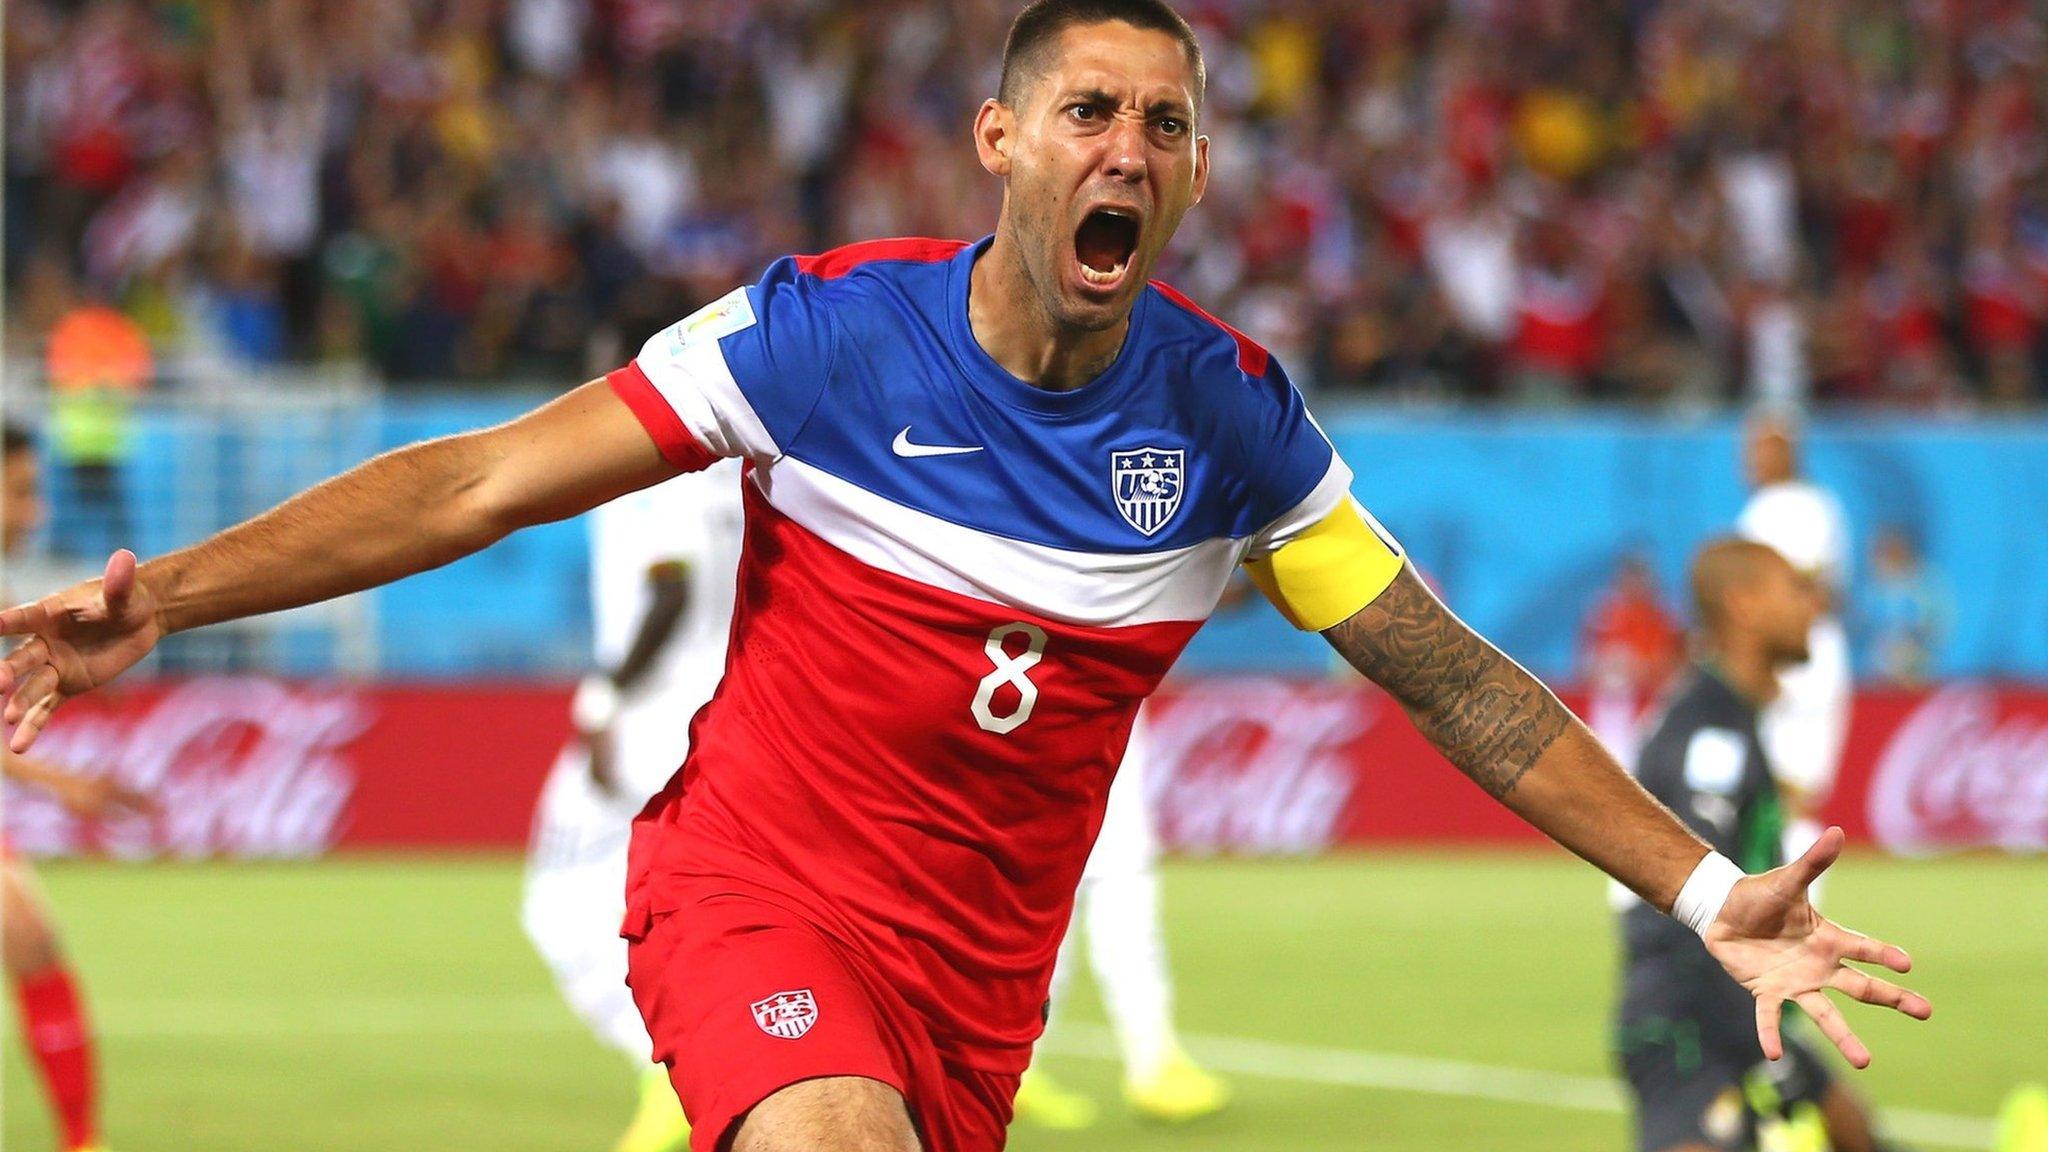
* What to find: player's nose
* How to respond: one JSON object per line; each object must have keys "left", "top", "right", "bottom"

{"left": 1100, "top": 115, "right": 1148, "bottom": 183}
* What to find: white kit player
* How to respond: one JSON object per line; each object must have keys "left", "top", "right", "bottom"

{"left": 523, "top": 458, "right": 744, "bottom": 1152}
{"left": 1736, "top": 415, "right": 1852, "bottom": 895}
{"left": 1015, "top": 712, "right": 1227, "bottom": 1129}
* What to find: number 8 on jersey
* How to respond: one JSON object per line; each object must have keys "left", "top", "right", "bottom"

{"left": 972, "top": 623, "right": 1048, "bottom": 735}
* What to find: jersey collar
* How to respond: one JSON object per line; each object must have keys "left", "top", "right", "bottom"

{"left": 945, "top": 235, "right": 1150, "bottom": 419}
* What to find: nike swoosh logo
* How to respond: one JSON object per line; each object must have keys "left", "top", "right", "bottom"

{"left": 891, "top": 427, "right": 984, "bottom": 458}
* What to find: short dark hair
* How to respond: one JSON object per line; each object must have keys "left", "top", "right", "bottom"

{"left": 1689, "top": 536, "right": 1784, "bottom": 630}
{"left": 999, "top": 0, "right": 1205, "bottom": 109}
{"left": 2, "top": 422, "right": 34, "bottom": 459}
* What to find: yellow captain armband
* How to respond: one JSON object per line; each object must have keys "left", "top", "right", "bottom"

{"left": 1243, "top": 499, "right": 1405, "bottom": 632}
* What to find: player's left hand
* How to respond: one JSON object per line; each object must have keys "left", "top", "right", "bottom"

{"left": 52, "top": 772, "right": 159, "bottom": 821}
{"left": 1703, "top": 826, "right": 1932, "bottom": 1069}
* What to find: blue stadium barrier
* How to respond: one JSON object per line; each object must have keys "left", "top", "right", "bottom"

{"left": 39, "top": 400, "right": 2048, "bottom": 680}
{"left": 1250, "top": 411, "right": 2048, "bottom": 681}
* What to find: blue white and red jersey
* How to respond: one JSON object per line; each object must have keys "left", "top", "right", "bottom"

{"left": 612, "top": 236, "right": 1378, "bottom": 1071}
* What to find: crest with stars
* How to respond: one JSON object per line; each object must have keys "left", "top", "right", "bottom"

{"left": 749, "top": 988, "right": 819, "bottom": 1040}
{"left": 1110, "top": 446, "right": 1187, "bottom": 538}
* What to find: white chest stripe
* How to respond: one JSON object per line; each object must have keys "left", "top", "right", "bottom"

{"left": 755, "top": 457, "right": 1240, "bottom": 628}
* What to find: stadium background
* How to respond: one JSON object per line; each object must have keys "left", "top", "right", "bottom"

{"left": 2, "top": 0, "right": 2044, "bottom": 1149}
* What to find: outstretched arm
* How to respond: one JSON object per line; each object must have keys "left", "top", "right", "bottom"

{"left": 1, "top": 379, "right": 678, "bottom": 749}
{"left": 1325, "top": 564, "right": 1707, "bottom": 908}
{"left": 145, "top": 379, "right": 674, "bottom": 634}
{"left": 2, "top": 750, "right": 155, "bottom": 819}
{"left": 574, "top": 559, "right": 691, "bottom": 795}
{"left": 1324, "top": 564, "right": 1929, "bottom": 1065}
{"left": 607, "top": 563, "right": 692, "bottom": 695}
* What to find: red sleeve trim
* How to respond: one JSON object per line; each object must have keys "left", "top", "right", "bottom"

{"left": 606, "top": 361, "right": 719, "bottom": 472}
{"left": 794, "top": 237, "right": 971, "bottom": 280}
{"left": 1149, "top": 281, "right": 1272, "bottom": 378}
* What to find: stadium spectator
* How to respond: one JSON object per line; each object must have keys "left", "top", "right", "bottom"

{"left": 3, "top": 0, "right": 2046, "bottom": 406}
{"left": 1862, "top": 525, "right": 1953, "bottom": 686}
{"left": 1580, "top": 552, "right": 1685, "bottom": 761}
{"left": 1583, "top": 554, "right": 1685, "bottom": 685}
{"left": 41, "top": 293, "right": 149, "bottom": 560}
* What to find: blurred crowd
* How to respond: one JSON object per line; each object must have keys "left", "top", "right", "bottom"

{"left": 7, "top": 0, "right": 2048, "bottom": 406}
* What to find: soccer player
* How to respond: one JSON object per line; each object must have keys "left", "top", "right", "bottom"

{"left": 0, "top": 4, "right": 1930, "bottom": 1151}
{"left": 3, "top": 422, "right": 147, "bottom": 1152}
{"left": 1735, "top": 415, "right": 1853, "bottom": 895}
{"left": 1014, "top": 714, "right": 1227, "bottom": 1129}
{"left": 522, "top": 459, "right": 744, "bottom": 1152}
{"left": 1616, "top": 538, "right": 1903, "bottom": 1152}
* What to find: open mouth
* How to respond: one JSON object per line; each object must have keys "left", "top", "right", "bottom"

{"left": 1074, "top": 207, "right": 1141, "bottom": 288}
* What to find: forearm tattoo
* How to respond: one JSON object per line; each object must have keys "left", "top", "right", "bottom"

{"left": 1325, "top": 569, "right": 1571, "bottom": 800}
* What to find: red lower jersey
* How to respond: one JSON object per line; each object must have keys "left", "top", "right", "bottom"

{"left": 626, "top": 484, "right": 1198, "bottom": 1069}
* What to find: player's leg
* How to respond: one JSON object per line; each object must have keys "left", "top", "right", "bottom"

{"left": 1751, "top": 1036, "right": 1914, "bottom": 1152}
{"left": 4, "top": 856, "right": 104, "bottom": 1152}
{"left": 522, "top": 744, "right": 687, "bottom": 1152}
{"left": 1084, "top": 723, "right": 1227, "bottom": 1121}
{"left": 728, "top": 1078, "right": 920, "bottom": 1152}
{"left": 1618, "top": 1042, "right": 1753, "bottom": 1152}
{"left": 1010, "top": 911, "right": 1099, "bottom": 1129}
{"left": 626, "top": 887, "right": 927, "bottom": 1152}
{"left": 1616, "top": 978, "right": 1756, "bottom": 1152}
{"left": 1814, "top": 1083, "right": 1881, "bottom": 1152}
{"left": 524, "top": 754, "right": 651, "bottom": 1058}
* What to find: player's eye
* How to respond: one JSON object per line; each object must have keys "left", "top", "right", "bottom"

{"left": 1154, "top": 117, "right": 1187, "bottom": 138}
{"left": 1067, "top": 103, "right": 1101, "bottom": 123}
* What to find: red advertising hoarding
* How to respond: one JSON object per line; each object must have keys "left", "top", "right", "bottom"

{"left": 4, "top": 678, "right": 2045, "bottom": 858}
{"left": 1144, "top": 679, "right": 2048, "bottom": 855}
{"left": 3, "top": 680, "right": 569, "bottom": 858}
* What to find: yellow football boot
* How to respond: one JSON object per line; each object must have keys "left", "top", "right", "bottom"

{"left": 1012, "top": 1066, "right": 1100, "bottom": 1130}
{"left": 615, "top": 1067, "right": 690, "bottom": 1152}
{"left": 1125, "top": 1044, "right": 1230, "bottom": 1123}
{"left": 1756, "top": 1102, "right": 1829, "bottom": 1152}
{"left": 1997, "top": 1084, "right": 2048, "bottom": 1152}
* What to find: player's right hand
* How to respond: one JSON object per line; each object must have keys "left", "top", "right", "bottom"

{"left": 0, "top": 550, "right": 162, "bottom": 753}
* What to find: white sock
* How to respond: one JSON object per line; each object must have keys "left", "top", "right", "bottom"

{"left": 1083, "top": 870, "right": 1178, "bottom": 1081}
{"left": 1040, "top": 907, "right": 1083, "bottom": 1042}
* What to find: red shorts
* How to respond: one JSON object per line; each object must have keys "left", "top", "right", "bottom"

{"left": 625, "top": 882, "right": 1020, "bottom": 1152}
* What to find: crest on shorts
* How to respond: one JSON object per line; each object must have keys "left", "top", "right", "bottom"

{"left": 750, "top": 989, "right": 819, "bottom": 1040}
{"left": 1110, "top": 447, "right": 1185, "bottom": 537}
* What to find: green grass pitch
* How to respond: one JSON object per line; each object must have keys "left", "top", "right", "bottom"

{"left": 4, "top": 852, "right": 2039, "bottom": 1150}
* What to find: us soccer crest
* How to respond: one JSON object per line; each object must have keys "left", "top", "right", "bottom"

{"left": 1111, "top": 447, "right": 1185, "bottom": 537}
{"left": 749, "top": 989, "right": 819, "bottom": 1040}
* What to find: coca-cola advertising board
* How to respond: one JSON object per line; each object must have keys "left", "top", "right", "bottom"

{"left": 4, "top": 678, "right": 2045, "bottom": 858}
{"left": 4, "top": 680, "right": 568, "bottom": 858}
{"left": 1144, "top": 679, "right": 2048, "bottom": 856}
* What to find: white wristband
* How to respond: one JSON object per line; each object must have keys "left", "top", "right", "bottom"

{"left": 1671, "top": 851, "right": 1745, "bottom": 937}
{"left": 571, "top": 675, "right": 620, "bottom": 733}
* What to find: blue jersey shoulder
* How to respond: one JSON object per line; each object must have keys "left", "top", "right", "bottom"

{"left": 715, "top": 240, "right": 969, "bottom": 450}
{"left": 1135, "top": 282, "right": 1335, "bottom": 539}
{"left": 734, "top": 244, "right": 1337, "bottom": 554}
